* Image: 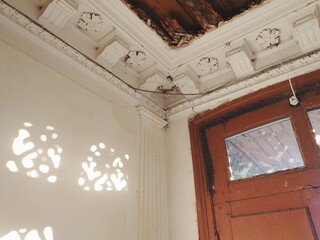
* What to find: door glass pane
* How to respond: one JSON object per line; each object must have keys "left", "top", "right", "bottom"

{"left": 307, "top": 109, "right": 320, "bottom": 147}
{"left": 225, "top": 118, "right": 304, "bottom": 181}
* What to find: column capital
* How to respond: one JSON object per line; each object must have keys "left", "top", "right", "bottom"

{"left": 137, "top": 106, "right": 167, "bottom": 128}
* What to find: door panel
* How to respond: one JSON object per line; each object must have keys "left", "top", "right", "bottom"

{"left": 214, "top": 202, "right": 233, "bottom": 240}
{"left": 231, "top": 208, "right": 316, "bottom": 240}
{"left": 189, "top": 74, "right": 320, "bottom": 240}
{"left": 302, "top": 188, "right": 320, "bottom": 237}
{"left": 205, "top": 94, "right": 320, "bottom": 239}
{"left": 231, "top": 191, "right": 303, "bottom": 216}
{"left": 228, "top": 168, "right": 320, "bottom": 201}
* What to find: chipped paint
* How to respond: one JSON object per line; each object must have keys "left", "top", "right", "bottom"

{"left": 121, "top": 0, "right": 266, "bottom": 48}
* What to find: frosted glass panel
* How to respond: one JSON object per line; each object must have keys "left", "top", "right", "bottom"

{"left": 226, "top": 118, "right": 304, "bottom": 181}
{"left": 308, "top": 109, "right": 320, "bottom": 147}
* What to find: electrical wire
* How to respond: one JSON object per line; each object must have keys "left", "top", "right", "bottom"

{"left": 280, "top": 62, "right": 297, "bottom": 99}
{"left": 2, "top": 0, "right": 232, "bottom": 97}
{"left": 131, "top": 79, "right": 235, "bottom": 96}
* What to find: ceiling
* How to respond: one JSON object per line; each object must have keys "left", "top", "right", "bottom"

{"left": 121, "top": 0, "right": 265, "bottom": 47}
{"left": 1, "top": 0, "right": 320, "bottom": 115}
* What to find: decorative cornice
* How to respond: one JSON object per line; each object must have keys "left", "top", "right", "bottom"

{"left": 39, "top": 0, "right": 78, "bottom": 30}
{"left": 167, "top": 50, "right": 320, "bottom": 118}
{"left": 137, "top": 106, "right": 167, "bottom": 128}
{"left": 125, "top": 50, "right": 147, "bottom": 70}
{"left": 255, "top": 28, "right": 280, "bottom": 50}
{"left": 97, "top": 30, "right": 129, "bottom": 66}
{"left": 2, "top": 1, "right": 320, "bottom": 121}
{"left": 78, "top": 12, "right": 103, "bottom": 33}
{"left": 140, "top": 71, "right": 167, "bottom": 92}
{"left": 196, "top": 57, "right": 218, "bottom": 75}
{"left": 291, "top": 6, "right": 320, "bottom": 52}
{"left": 225, "top": 40, "right": 254, "bottom": 78}
{"left": 0, "top": 0, "right": 165, "bottom": 118}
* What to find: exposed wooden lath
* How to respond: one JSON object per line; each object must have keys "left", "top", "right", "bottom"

{"left": 121, "top": 0, "right": 265, "bottom": 48}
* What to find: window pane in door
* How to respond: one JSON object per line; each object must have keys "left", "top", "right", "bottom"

{"left": 225, "top": 118, "right": 304, "bottom": 181}
{"left": 307, "top": 109, "right": 320, "bottom": 147}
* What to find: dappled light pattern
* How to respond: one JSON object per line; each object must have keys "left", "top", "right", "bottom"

{"left": 308, "top": 109, "right": 320, "bottom": 147}
{"left": 78, "top": 143, "right": 129, "bottom": 191}
{"left": 0, "top": 227, "right": 53, "bottom": 240}
{"left": 6, "top": 122, "right": 62, "bottom": 183}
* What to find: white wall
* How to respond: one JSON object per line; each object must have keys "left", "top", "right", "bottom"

{"left": 166, "top": 117, "right": 199, "bottom": 240}
{"left": 0, "top": 39, "right": 140, "bottom": 240}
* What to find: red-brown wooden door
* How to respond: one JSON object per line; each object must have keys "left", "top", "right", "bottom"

{"left": 205, "top": 91, "right": 320, "bottom": 240}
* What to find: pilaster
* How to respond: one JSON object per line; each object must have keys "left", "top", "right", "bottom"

{"left": 137, "top": 106, "right": 168, "bottom": 240}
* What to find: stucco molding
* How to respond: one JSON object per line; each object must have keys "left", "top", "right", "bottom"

{"left": 137, "top": 106, "right": 167, "bottom": 128}
{"left": 2, "top": 1, "right": 320, "bottom": 121}
{"left": 255, "top": 28, "right": 281, "bottom": 50}
{"left": 167, "top": 50, "right": 320, "bottom": 118}
{"left": 196, "top": 57, "right": 219, "bottom": 75}
{"left": 0, "top": 0, "right": 165, "bottom": 118}
{"left": 125, "top": 50, "right": 147, "bottom": 70}
{"left": 78, "top": 12, "right": 103, "bottom": 33}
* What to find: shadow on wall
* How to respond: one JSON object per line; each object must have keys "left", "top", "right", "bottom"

{"left": 0, "top": 227, "right": 53, "bottom": 240}
{"left": 78, "top": 143, "right": 129, "bottom": 191}
{"left": 5, "top": 122, "right": 130, "bottom": 192}
{"left": 6, "top": 122, "right": 61, "bottom": 183}
{"left": 1, "top": 121, "right": 132, "bottom": 239}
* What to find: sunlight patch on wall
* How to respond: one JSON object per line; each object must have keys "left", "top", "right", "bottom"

{"left": 0, "top": 226, "right": 53, "bottom": 240}
{"left": 78, "top": 143, "right": 129, "bottom": 192}
{"left": 6, "top": 122, "right": 62, "bottom": 183}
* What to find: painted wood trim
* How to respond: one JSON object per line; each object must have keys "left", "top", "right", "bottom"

{"left": 189, "top": 69, "right": 320, "bottom": 240}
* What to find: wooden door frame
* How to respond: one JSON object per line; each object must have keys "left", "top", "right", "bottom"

{"left": 189, "top": 69, "right": 320, "bottom": 240}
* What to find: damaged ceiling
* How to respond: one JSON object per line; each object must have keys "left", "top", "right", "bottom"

{"left": 1, "top": 0, "right": 319, "bottom": 116}
{"left": 121, "top": 0, "right": 265, "bottom": 47}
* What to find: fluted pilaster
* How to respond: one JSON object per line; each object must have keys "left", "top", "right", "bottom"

{"left": 137, "top": 106, "right": 168, "bottom": 240}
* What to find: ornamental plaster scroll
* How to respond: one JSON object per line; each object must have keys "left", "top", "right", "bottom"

{"left": 196, "top": 57, "right": 218, "bottom": 74}
{"left": 125, "top": 50, "right": 147, "bottom": 70}
{"left": 167, "top": 50, "right": 320, "bottom": 116}
{"left": 255, "top": 28, "right": 280, "bottom": 49}
{"left": 78, "top": 12, "right": 103, "bottom": 33}
{"left": 0, "top": 1, "right": 165, "bottom": 118}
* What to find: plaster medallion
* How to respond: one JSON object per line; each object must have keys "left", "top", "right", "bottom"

{"left": 78, "top": 12, "right": 103, "bottom": 33}
{"left": 125, "top": 50, "right": 147, "bottom": 69}
{"left": 255, "top": 28, "right": 280, "bottom": 49}
{"left": 197, "top": 57, "right": 218, "bottom": 74}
